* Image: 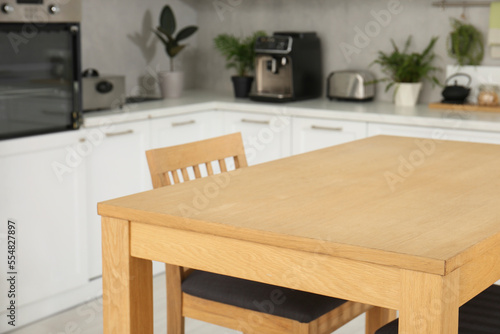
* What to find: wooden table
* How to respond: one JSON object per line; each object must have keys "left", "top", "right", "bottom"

{"left": 98, "top": 135, "right": 500, "bottom": 334}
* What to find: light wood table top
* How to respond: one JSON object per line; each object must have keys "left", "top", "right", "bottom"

{"left": 100, "top": 135, "right": 500, "bottom": 276}
{"left": 99, "top": 135, "right": 500, "bottom": 334}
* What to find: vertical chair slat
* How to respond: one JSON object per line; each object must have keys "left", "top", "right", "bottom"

{"left": 193, "top": 165, "right": 202, "bottom": 179}
{"left": 218, "top": 159, "right": 228, "bottom": 172}
{"left": 234, "top": 156, "right": 241, "bottom": 169}
{"left": 161, "top": 172, "right": 172, "bottom": 186}
{"left": 172, "top": 170, "right": 181, "bottom": 184}
{"left": 206, "top": 162, "right": 214, "bottom": 176}
{"left": 181, "top": 168, "right": 190, "bottom": 182}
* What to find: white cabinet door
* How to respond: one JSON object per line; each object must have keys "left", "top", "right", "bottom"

{"left": 0, "top": 131, "right": 88, "bottom": 308}
{"left": 151, "top": 111, "right": 224, "bottom": 149}
{"left": 368, "top": 122, "right": 500, "bottom": 144}
{"left": 85, "top": 121, "right": 151, "bottom": 279}
{"left": 368, "top": 123, "right": 443, "bottom": 140}
{"left": 223, "top": 111, "right": 292, "bottom": 165}
{"left": 292, "top": 117, "right": 367, "bottom": 155}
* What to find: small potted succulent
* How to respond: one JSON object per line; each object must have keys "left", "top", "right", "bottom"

{"left": 373, "top": 36, "right": 440, "bottom": 106}
{"left": 214, "top": 31, "right": 266, "bottom": 98}
{"left": 154, "top": 5, "right": 198, "bottom": 98}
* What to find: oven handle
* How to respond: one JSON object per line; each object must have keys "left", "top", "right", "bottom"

{"left": 71, "top": 24, "right": 82, "bottom": 130}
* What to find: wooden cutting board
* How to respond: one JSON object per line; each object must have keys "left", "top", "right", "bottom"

{"left": 428, "top": 102, "right": 500, "bottom": 113}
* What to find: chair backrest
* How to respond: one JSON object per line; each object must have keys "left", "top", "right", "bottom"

{"left": 146, "top": 133, "right": 248, "bottom": 189}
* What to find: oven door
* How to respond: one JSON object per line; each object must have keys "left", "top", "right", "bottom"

{"left": 0, "top": 23, "right": 81, "bottom": 140}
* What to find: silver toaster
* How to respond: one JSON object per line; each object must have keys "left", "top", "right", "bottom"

{"left": 327, "top": 70, "right": 375, "bottom": 101}
{"left": 82, "top": 74, "right": 126, "bottom": 112}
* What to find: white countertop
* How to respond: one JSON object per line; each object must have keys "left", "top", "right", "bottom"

{"left": 83, "top": 90, "right": 500, "bottom": 133}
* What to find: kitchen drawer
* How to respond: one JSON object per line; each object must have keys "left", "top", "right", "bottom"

{"left": 292, "top": 117, "right": 367, "bottom": 155}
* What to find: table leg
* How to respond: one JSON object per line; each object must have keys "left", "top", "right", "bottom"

{"left": 400, "top": 270, "right": 459, "bottom": 334}
{"left": 365, "top": 307, "right": 397, "bottom": 334}
{"left": 102, "top": 217, "right": 153, "bottom": 334}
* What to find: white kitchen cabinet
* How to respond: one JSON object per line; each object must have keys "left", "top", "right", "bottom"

{"left": 368, "top": 122, "right": 500, "bottom": 144}
{"left": 223, "top": 111, "right": 292, "bottom": 165}
{"left": 85, "top": 121, "right": 151, "bottom": 280}
{"left": 292, "top": 117, "right": 367, "bottom": 155}
{"left": 150, "top": 111, "right": 224, "bottom": 149}
{"left": 0, "top": 131, "right": 88, "bottom": 309}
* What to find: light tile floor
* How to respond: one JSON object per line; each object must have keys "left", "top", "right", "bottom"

{"left": 9, "top": 273, "right": 365, "bottom": 334}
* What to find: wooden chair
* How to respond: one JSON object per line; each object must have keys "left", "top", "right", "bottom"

{"left": 146, "top": 133, "right": 391, "bottom": 334}
{"left": 374, "top": 284, "right": 500, "bottom": 334}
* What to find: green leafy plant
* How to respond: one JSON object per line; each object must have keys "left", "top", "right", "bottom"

{"left": 447, "top": 18, "right": 484, "bottom": 66}
{"left": 154, "top": 5, "right": 198, "bottom": 71}
{"left": 214, "top": 31, "right": 266, "bottom": 77}
{"left": 372, "top": 36, "right": 440, "bottom": 92}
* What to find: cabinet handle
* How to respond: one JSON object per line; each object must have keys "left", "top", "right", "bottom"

{"left": 311, "top": 125, "right": 343, "bottom": 132}
{"left": 241, "top": 118, "right": 270, "bottom": 125}
{"left": 172, "top": 120, "right": 196, "bottom": 127}
{"left": 105, "top": 130, "right": 134, "bottom": 137}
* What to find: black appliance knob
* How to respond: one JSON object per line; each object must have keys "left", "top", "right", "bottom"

{"left": 48, "top": 4, "right": 60, "bottom": 14}
{"left": 96, "top": 81, "right": 113, "bottom": 94}
{"left": 1, "top": 3, "right": 14, "bottom": 14}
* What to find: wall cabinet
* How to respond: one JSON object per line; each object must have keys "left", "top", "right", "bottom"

{"left": 85, "top": 121, "right": 151, "bottom": 279}
{"left": 0, "top": 131, "right": 88, "bottom": 309}
{"left": 292, "top": 117, "right": 367, "bottom": 154}
{"left": 223, "top": 111, "right": 292, "bottom": 165}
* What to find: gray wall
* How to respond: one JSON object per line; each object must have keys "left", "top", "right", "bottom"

{"left": 81, "top": 0, "right": 197, "bottom": 96}
{"left": 192, "top": 0, "right": 500, "bottom": 103}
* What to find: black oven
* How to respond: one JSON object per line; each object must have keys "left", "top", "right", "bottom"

{"left": 0, "top": 0, "right": 82, "bottom": 140}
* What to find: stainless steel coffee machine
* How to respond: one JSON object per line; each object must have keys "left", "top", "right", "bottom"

{"left": 250, "top": 32, "right": 322, "bottom": 102}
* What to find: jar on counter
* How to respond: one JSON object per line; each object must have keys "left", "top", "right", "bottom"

{"left": 477, "top": 84, "right": 500, "bottom": 106}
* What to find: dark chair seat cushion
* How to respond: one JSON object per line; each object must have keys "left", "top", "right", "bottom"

{"left": 181, "top": 270, "right": 347, "bottom": 323}
{"left": 375, "top": 285, "right": 500, "bottom": 334}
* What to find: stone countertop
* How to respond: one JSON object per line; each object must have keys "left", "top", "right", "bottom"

{"left": 83, "top": 90, "right": 500, "bottom": 133}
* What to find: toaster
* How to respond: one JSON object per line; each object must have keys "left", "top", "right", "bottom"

{"left": 82, "top": 69, "right": 126, "bottom": 112}
{"left": 327, "top": 70, "right": 375, "bottom": 101}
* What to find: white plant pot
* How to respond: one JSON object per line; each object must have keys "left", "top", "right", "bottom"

{"left": 394, "top": 82, "right": 422, "bottom": 106}
{"left": 158, "top": 71, "right": 184, "bottom": 99}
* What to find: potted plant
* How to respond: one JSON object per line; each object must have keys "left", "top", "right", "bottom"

{"left": 154, "top": 5, "right": 198, "bottom": 98}
{"left": 447, "top": 18, "right": 484, "bottom": 66}
{"left": 214, "top": 31, "right": 266, "bottom": 98}
{"left": 373, "top": 36, "right": 440, "bottom": 106}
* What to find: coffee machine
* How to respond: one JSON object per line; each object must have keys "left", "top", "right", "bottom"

{"left": 250, "top": 32, "right": 322, "bottom": 102}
